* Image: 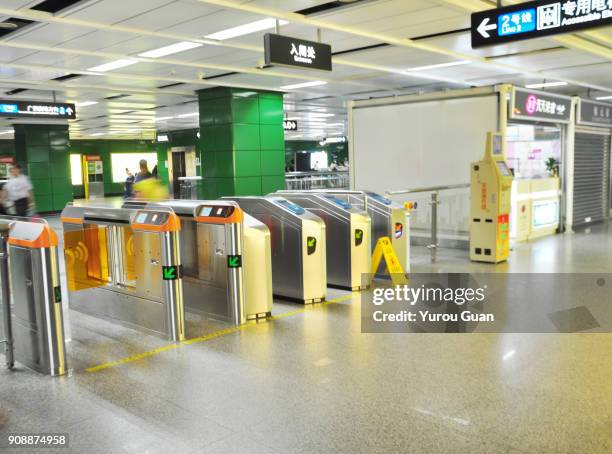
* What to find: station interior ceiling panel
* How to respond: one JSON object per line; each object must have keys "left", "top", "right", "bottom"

{"left": 0, "top": 0, "right": 611, "bottom": 140}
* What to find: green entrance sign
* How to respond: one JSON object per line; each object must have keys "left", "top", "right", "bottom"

{"left": 227, "top": 255, "right": 242, "bottom": 269}
{"left": 54, "top": 286, "right": 62, "bottom": 303}
{"left": 162, "top": 265, "right": 181, "bottom": 280}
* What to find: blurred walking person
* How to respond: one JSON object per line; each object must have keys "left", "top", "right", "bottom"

{"left": 3, "top": 164, "right": 33, "bottom": 217}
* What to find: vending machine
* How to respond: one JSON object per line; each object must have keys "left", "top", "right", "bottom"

{"left": 470, "top": 132, "right": 514, "bottom": 263}
{"left": 83, "top": 155, "right": 104, "bottom": 199}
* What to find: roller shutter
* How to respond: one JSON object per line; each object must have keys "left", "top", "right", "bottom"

{"left": 573, "top": 132, "right": 610, "bottom": 227}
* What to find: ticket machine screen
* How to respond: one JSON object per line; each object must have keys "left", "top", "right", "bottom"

{"left": 496, "top": 161, "right": 512, "bottom": 176}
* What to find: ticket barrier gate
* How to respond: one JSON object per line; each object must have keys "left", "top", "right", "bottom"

{"left": 129, "top": 200, "right": 272, "bottom": 323}
{"left": 279, "top": 190, "right": 410, "bottom": 274}
{"left": 61, "top": 205, "right": 185, "bottom": 341}
{"left": 225, "top": 196, "right": 327, "bottom": 303}
{"left": 0, "top": 218, "right": 67, "bottom": 376}
{"left": 274, "top": 192, "right": 371, "bottom": 291}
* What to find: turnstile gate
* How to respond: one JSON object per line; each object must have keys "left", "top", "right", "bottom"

{"left": 61, "top": 205, "right": 185, "bottom": 341}
{"left": 135, "top": 200, "right": 273, "bottom": 323}
{"left": 0, "top": 218, "right": 67, "bottom": 376}
{"left": 278, "top": 190, "right": 410, "bottom": 273}
{"left": 226, "top": 196, "right": 327, "bottom": 303}
{"left": 274, "top": 192, "right": 371, "bottom": 291}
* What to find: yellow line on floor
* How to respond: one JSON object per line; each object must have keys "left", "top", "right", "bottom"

{"left": 85, "top": 293, "right": 355, "bottom": 373}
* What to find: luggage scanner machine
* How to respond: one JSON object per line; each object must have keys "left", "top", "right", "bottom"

{"left": 132, "top": 200, "right": 273, "bottom": 322}
{"left": 278, "top": 190, "right": 410, "bottom": 273}
{"left": 275, "top": 192, "right": 371, "bottom": 291}
{"left": 224, "top": 196, "right": 327, "bottom": 304}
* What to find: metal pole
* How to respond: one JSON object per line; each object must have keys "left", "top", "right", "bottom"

{"left": 0, "top": 225, "right": 14, "bottom": 369}
{"left": 428, "top": 191, "right": 439, "bottom": 262}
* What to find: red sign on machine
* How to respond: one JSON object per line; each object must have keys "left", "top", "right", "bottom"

{"left": 85, "top": 155, "right": 102, "bottom": 161}
{"left": 394, "top": 222, "right": 403, "bottom": 239}
{"left": 0, "top": 156, "right": 15, "bottom": 164}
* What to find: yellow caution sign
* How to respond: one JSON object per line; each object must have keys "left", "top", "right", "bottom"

{"left": 371, "top": 236, "right": 408, "bottom": 286}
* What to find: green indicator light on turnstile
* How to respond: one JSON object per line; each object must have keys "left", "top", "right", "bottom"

{"left": 162, "top": 265, "right": 180, "bottom": 280}
{"left": 227, "top": 255, "right": 242, "bottom": 269}
{"left": 307, "top": 236, "right": 317, "bottom": 255}
{"left": 54, "top": 286, "right": 62, "bottom": 303}
{"left": 355, "top": 229, "right": 364, "bottom": 246}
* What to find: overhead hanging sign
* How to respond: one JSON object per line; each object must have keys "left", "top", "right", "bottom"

{"left": 0, "top": 100, "right": 76, "bottom": 120}
{"left": 471, "top": 0, "right": 612, "bottom": 48}
{"left": 264, "top": 33, "right": 332, "bottom": 71}
{"left": 510, "top": 87, "right": 572, "bottom": 124}
{"left": 283, "top": 119, "right": 298, "bottom": 131}
{"left": 577, "top": 99, "right": 612, "bottom": 127}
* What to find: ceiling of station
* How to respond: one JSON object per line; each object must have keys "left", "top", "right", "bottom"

{"left": 0, "top": 0, "right": 611, "bottom": 141}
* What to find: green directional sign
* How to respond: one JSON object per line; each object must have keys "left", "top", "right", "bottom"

{"left": 227, "top": 255, "right": 242, "bottom": 269}
{"left": 162, "top": 265, "right": 182, "bottom": 280}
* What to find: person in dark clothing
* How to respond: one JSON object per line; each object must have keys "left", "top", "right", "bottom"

{"left": 134, "top": 159, "right": 152, "bottom": 183}
{"left": 124, "top": 168, "right": 135, "bottom": 198}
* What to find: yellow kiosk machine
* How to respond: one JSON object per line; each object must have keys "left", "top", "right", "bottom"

{"left": 470, "top": 132, "right": 513, "bottom": 263}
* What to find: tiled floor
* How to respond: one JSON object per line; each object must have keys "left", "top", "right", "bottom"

{"left": 1, "top": 220, "right": 612, "bottom": 453}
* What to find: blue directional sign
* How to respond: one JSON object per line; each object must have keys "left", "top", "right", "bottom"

{"left": 0, "top": 100, "right": 76, "bottom": 119}
{"left": 472, "top": 0, "right": 612, "bottom": 48}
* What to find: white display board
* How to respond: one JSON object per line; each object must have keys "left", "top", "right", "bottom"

{"left": 351, "top": 95, "right": 499, "bottom": 193}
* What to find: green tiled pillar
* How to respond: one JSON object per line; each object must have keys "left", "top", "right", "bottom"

{"left": 198, "top": 87, "right": 285, "bottom": 198}
{"left": 13, "top": 124, "right": 73, "bottom": 213}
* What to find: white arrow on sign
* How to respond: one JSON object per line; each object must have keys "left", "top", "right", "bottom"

{"left": 477, "top": 17, "right": 497, "bottom": 38}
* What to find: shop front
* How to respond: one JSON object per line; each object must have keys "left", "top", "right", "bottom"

{"left": 507, "top": 88, "right": 571, "bottom": 242}
{"left": 570, "top": 99, "right": 612, "bottom": 229}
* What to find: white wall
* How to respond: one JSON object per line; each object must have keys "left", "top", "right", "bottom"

{"left": 351, "top": 95, "right": 499, "bottom": 193}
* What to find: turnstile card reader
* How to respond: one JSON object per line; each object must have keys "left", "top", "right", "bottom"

{"left": 470, "top": 132, "right": 514, "bottom": 263}
{"left": 279, "top": 190, "right": 410, "bottom": 274}
{"left": 147, "top": 199, "right": 272, "bottom": 324}
{"left": 61, "top": 204, "right": 185, "bottom": 341}
{"left": 275, "top": 192, "right": 371, "bottom": 291}
{"left": 225, "top": 196, "right": 327, "bottom": 303}
{"left": 2, "top": 219, "right": 67, "bottom": 376}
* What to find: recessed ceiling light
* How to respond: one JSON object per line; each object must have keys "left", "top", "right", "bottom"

{"left": 405, "top": 60, "right": 471, "bottom": 71}
{"left": 90, "top": 132, "right": 105, "bottom": 136}
{"left": 525, "top": 81, "right": 568, "bottom": 89}
{"left": 177, "top": 112, "right": 199, "bottom": 118}
{"left": 88, "top": 59, "right": 139, "bottom": 72}
{"left": 596, "top": 95, "right": 612, "bottom": 100}
{"left": 138, "top": 41, "right": 203, "bottom": 58}
{"left": 155, "top": 116, "right": 174, "bottom": 122}
{"left": 0, "top": 129, "right": 13, "bottom": 135}
{"left": 281, "top": 81, "right": 328, "bottom": 90}
{"left": 205, "top": 18, "right": 288, "bottom": 41}
{"left": 75, "top": 101, "right": 98, "bottom": 107}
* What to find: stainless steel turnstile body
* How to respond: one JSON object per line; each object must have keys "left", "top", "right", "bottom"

{"left": 275, "top": 192, "right": 371, "bottom": 291}
{"left": 225, "top": 196, "right": 327, "bottom": 303}
{"left": 61, "top": 205, "right": 185, "bottom": 341}
{"left": 279, "top": 190, "right": 410, "bottom": 273}
{"left": 138, "top": 200, "right": 272, "bottom": 323}
{"left": 1, "top": 219, "right": 67, "bottom": 375}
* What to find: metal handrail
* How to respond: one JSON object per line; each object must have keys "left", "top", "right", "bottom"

{"left": 386, "top": 183, "right": 470, "bottom": 263}
{"left": 386, "top": 183, "right": 469, "bottom": 195}
{"left": 286, "top": 171, "right": 349, "bottom": 177}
